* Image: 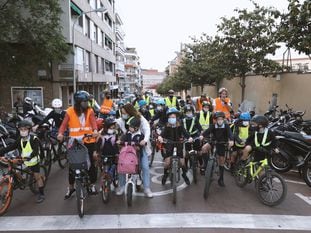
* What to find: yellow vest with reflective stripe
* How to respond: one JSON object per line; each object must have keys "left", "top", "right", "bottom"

{"left": 165, "top": 97, "right": 177, "bottom": 108}
{"left": 21, "top": 137, "right": 40, "bottom": 167}
{"left": 143, "top": 96, "right": 150, "bottom": 105}
{"left": 134, "top": 101, "right": 139, "bottom": 110}
{"left": 183, "top": 118, "right": 198, "bottom": 135}
{"left": 149, "top": 109, "right": 155, "bottom": 117}
{"left": 235, "top": 126, "right": 249, "bottom": 147}
{"left": 199, "top": 111, "right": 210, "bottom": 130}
{"left": 255, "top": 128, "right": 271, "bottom": 147}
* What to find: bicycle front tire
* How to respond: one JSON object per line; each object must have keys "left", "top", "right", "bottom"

{"left": 203, "top": 159, "right": 214, "bottom": 200}
{"left": 256, "top": 170, "right": 287, "bottom": 206}
{"left": 75, "top": 180, "right": 84, "bottom": 218}
{"left": 0, "top": 177, "right": 13, "bottom": 216}
{"left": 127, "top": 183, "right": 133, "bottom": 207}
{"left": 172, "top": 160, "right": 178, "bottom": 204}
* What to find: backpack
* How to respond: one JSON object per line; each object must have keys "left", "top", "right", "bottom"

{"left": 117, "top": 144, "right": 138, "bottom": 174}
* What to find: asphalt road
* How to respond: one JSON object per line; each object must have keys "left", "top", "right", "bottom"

{"left": 0, "top": 152, "right": 310, "bottom": 233}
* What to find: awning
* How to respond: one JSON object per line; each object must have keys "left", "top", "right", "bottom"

{"left": 70, "top": 1, "right": 82, "bottom": 15}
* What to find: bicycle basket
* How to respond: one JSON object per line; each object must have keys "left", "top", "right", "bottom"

{"left": 67, "top": 141, "right": 90, "bottom": 170}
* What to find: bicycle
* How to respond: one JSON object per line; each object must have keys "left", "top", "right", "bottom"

{"left": 0, "top": 155, "right": 47, "bottom": 216}
{"left": 203, "top": 140, "right": 227, "bottom": 200}
{"left": 234, "top": 152, "right": 287, "bottom": 206}
{"left": 149, "top": 124, "right": 164, "bottom": 167}
{"left": 98, "top": 154, "right": 118, "bottom": 204}
{"left": 162, "top": 139, "right": 187, "bottom": 204}
{"left": 185, "top": 137, "right": 202, "bottom": 184}
{"left": 67, "top": 136, "right": 92, "bottom": 218}
{"left": 37, "top": 126, "right": 68, "bottom": 176}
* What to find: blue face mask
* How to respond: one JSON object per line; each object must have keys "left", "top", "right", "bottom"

{"left": 168, "top": 118, "right": 177, "bottom": 125}
{"left": 122, "top": 114, "right": 129, "bottom": 120}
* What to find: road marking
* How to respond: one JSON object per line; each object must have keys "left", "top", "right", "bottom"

{"left": 0, "top": 213, "right": 311, "bottom": 231}
{"left": 285, "top": 179, "right": 306, "bottom": 185}
{"left": 295, "top": 193, "right": 311, "bottom": 205}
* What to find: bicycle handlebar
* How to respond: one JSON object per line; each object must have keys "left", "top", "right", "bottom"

{"left": 0, "top": 155, "right": 24, "bottom": 164}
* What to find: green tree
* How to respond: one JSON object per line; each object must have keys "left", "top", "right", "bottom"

{"left": 279, "top": 0, "right": 311, "bottom": 58}
{"left": 0, "top": 0, "right": 70, "bottom": 82}
{"left": 217, "top": 1, "right": 282, "bottom": 102}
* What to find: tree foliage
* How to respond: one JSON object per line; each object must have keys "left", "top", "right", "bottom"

{"left": 0, "top": 0, "right": 70, "bottom": 82}
{"left": 279, "top": 0, "right": 311, "bottom": 58}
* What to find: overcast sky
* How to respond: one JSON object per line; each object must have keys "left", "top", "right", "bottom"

{"left": 116, "top": 0, "right": 295, "bottom": 71}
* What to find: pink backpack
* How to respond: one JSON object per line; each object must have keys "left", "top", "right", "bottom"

{"left": 117, "top": 144, "right": 138, "bottom": 174}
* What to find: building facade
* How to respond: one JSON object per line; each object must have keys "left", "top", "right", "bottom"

{"left": 141, "top": 69, "right": 166, "bottom": 95}
{"left": 57, "top": 0, "right": 117, "bottom": 107}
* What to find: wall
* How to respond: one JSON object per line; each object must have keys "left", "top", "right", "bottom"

{"left": 191, "top": 72, "right": 311, "bottom": 119}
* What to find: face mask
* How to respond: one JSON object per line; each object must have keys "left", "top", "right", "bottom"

{"left": 122, "top": 114, "right": 129, "bottom": 120}
{"left": 54, "top": 108, "right": 62, "bottom": 114}
{"left": 217, "top": 120, "right": 224, "bottom": 126}
{"left": 107, "top": 129, "right": 115, "bottom": 135}
{"left": 141, "top": 107, "right": 146, "bottom": 112}
{"left": 242, "top": 121, "right": 249, "bottom": 127}
{"left": 80, "top": 101, "right": 88, "bottom": 110}
{"left": 186, "top": 113, "right": 193, "bottom": 118}
{"left": 20, "top": 129, "right": 29, "bottom": 137}
{"left": 259, "top": 127, "right": 265, "bottom": 133}
{"left": 169, "top": 95, "right": 174, "bottom": 98}
{"left": 157, "top": 106, "right": 162, "bottom": 111}
{"left": 168, "top": 118, "right": 177, "bottom": 125}
{"left": 203, "top": 108, "right": 209, "bottom": 112}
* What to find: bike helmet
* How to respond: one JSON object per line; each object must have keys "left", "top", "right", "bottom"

{"left": 128, "top": 117, "right": 141, "bottom": 129}
{"left": 104, "top": 118, "right": 116, "bottom": 128}
{"left": 202, "top": 101, "right": 211, "bottom": 107}
{"left": 184, "top": 104, "right": 194, "bottom": 113}
{"left": 108, "top": 110, "right": 116, "bottom": 116}
{"left": 149, "top": 104, "right": 154, "bottom": 109}
{"left": 51, "top": 98, "right": 63, "bottom": 108}
{"left": 18, "top": 120, "right": 32, "bottom": 129}
{"left": 214, "top": 111, "right": 225, "bottom": 119}
{"left": 24, "top": 97, "right": 32, "bottom": 105}
{"left": 251, "top": 115, "right": 269, "bottom": 127}
{"left": 138, "top": 99, "right": 147, "bottom": 107}
{"left": 156, "top": 99, "right": 165, "bottom": 105}
{"left": 168, "top": 89, "right": 174, "bottom": 94}
{"left": 118, "top": 101, "right": 124, "bottom": 107}
{"left": 239, "top": 112, "right": 251, "bottom": 121}
{"left": 179, "top": 99, "right": 185, "bottom": 106}
{"left": 74, "top": 90, "right": 89, "bottom": 104}
{"left": 166, "top": 107, "right": 179, "bottom": 116}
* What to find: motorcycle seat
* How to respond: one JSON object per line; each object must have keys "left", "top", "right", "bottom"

{"left": 284, "top": 131, "right": 311, "bottom": 145}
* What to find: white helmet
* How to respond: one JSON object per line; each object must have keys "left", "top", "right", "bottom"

{"left": 24, "top": 97, "right": 32, "bottom": 104}
{"left": 51, "top": 98, "right": 63, "bottom": 108}
{"left": 218, "top": 87, "right": 228, "bottom": 94}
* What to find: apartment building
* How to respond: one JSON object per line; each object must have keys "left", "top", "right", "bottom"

{"left": 141, "top": 69, "right": 166, "bottom": 95}
{"left": 57, "top": 0, "right": 117, "bottom": 107}
{"left": 123, "top": 48, "right": 142, "bottom": 95}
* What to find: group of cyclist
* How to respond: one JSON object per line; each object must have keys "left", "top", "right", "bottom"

{"left": 0, "top": 86, "right": 279, "bottom": 204}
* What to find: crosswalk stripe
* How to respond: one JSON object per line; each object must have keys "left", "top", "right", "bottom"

{"left": 0, "top": 213, "right": 311, "bottom": 231}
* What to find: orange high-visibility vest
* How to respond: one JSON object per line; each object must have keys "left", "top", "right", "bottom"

{"left": 214, "top": 97, "right": 231, "bottom": 119}
{"left": 67, "top": 107, "right": 96, "bottom": 143}
{"left": 100, "top": 98, "right": 113, "bottom": 114}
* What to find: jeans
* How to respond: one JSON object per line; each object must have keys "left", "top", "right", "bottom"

{"left": 118, "top": 147, "right": 151, "bottom": 189}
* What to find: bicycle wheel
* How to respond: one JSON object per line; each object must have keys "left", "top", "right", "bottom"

{"left": 29, "top": 165, "right": 47, "bottom": 194}
{"left": 126, "top": 183, "right": 133, "bottom": 207}
{"left": 224, "top": 149, "right": 231, "bottom": 171}
{"left": 256, "top": 170, "right": 287, "bottom": 206}
{"left": 149, "top": 144, "right": 156, "bottom": 167}
{"left": 75, "top": 180, "right": 84, "bottom": 218}
{"left": 0, "top": 178, "right": 13, "bottom": 216}
{"left": 41, "top": 149, "right": 52, "bottom": 177}
{"left": 303, "top": 159, "right": 311, "bottom": 187}
{"left": 172, "top": 160, "right": 178, "bottom": 204}
{"left": 234, "top": 161, "right": 249, "bottom": 188}
{"left": 101, "top": 179, "right": 111, "bottom": 204}
{"left": 203, "top": 159, "right": 214, "bottom": 200}
{"left": 57, "top": 142, "right": 68, "bottom": 169}
{"left": 191, "top": 156, "right": 197, "bottom": 184}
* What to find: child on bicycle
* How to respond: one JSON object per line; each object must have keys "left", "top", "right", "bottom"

{"left": 201, "top": 111, "right": 234, "bottom": 187}
{"left": 0, "top": 120, "right": 45, "bottom": 203}
{"left": 182, "top": 104, "right": 203, "bottom": 170}
{"left": 230, "top": 112, "right": 252, "bottom": 172}
{"left": 94, "top": 118, "right": 119, "bottom": 165}
{"left": 158, "top": 107, "right": 191, "bottom": 185}
{"left": 116, "top": 117, "right": 145, "bottom": 195}
{"left": 241, "top": 115, "right": 278, "bottom": 164}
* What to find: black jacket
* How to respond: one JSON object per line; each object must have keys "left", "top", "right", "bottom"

{"left": 203, "top": 123, "right": 233, "bottom": 142}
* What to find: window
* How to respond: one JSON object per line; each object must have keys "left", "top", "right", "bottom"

{"left": 94, "top": 55, "right": 98, "bottom": 73}
{"left": 102, "top": 58, "right": 105, "bottom": 74}
{"left": 105, "top": 35, "right": 113, "bottom": 50}
{"left": 94, "top": 25, "right": 98, "bottom": 43}
{"left": 98, "top": 29, "right": 103, "bottom": 46}
{"left": 89, "top": 0, "right": 96, "bottom": 9}
{"left": 85, "top": 51, "right": 91, "bottom": 72}
{"left": 104, "top": 13, "right": 112, "bottom": 28}
{"left": 85, "top": 16, "right": 90, "bottom": 38}
{"left": 105, "top": 60, "right": 113, "bottom": 72}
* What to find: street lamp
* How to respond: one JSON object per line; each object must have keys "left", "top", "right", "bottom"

{"left": 72, "top": 7, "right": 107, "bottom": 93}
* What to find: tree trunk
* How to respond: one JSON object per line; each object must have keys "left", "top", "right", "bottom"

{"left": 200, "top": 84, "right": 204, "bottom": 94}
{"left": 240, "top": 76, "right": 246, "bottom": 102}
